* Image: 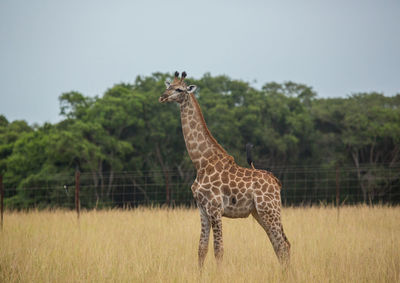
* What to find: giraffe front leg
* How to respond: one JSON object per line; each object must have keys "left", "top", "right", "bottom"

{"left": 210, "top": 214, "right": 224, "bottom": 263}
{"left": 198, "top": 208, "right": 210, "bottom": 269}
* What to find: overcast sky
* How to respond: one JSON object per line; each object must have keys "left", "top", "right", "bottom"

{"left": 1, "top": 0, "right": 399, "bottom": 124}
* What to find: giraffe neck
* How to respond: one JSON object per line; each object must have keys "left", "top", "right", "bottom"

{"left": 180, "top": 93, "right": 231, "bottom": 170}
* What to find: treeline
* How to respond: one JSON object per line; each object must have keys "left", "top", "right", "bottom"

{"left": 1, "top": 72, "right": 399, "bottom": 207}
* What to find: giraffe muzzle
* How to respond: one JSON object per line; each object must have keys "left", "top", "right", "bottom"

{"left": 159, "top": 95, "right": 167, "bottom": 103}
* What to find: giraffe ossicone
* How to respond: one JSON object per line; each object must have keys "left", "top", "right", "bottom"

{"left": 159, "top": 71, "right": 290, "bottom": 268}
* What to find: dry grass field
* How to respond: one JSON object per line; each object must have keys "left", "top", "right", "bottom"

{"left": 0, "top": 206, "right": 399, "bottom": 283}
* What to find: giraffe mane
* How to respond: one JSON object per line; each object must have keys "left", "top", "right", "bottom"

{"left": 189, "top": 93, "right": 233, "bottom": 159}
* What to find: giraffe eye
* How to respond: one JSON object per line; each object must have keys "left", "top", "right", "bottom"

{"left": 176, "top": 89, "right": 183, "bottom": 93}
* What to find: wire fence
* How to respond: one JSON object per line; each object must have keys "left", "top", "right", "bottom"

{"left": 1, "top": 164, "right": 399, "bottom": 211}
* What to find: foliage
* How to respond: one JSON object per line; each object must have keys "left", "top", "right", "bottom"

{"left": 1, "top": 73, "right": 399, "bottom": 207}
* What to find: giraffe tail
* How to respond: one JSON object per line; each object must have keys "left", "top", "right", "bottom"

{"left": 246, "top": 143, "right": 255, "bottom": 169}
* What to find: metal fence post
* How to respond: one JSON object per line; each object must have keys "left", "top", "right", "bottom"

{"left": 75, "top": 170, "right": 80, "bottom": 219}
{"left": 0, "top": 175, "right": 3, "bottom": 230}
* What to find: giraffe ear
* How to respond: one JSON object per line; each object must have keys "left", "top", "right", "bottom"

{"left": 165, "top": 80, "right": 171, "bottom": 88}
{"left": 186, "top": 85, "right": 197, "bottom": 93}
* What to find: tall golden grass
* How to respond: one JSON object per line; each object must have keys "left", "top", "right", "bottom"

{"left": 0, "top": 206, "right": 399, "bottom": 282}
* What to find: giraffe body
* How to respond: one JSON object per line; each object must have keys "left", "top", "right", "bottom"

{"left": 159, "top": 72, "right": 290, "bottom": 267}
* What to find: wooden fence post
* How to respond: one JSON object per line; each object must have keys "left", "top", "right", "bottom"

{"left": 75, "top": 170, "right": 80, "bottom": 219}
{"left": 336, "top": 165, "right": 340, "bottom": 221}
{"left": 165, "top": 170, "right": 170, "bottom": 207}
{"left": 0, "top": 175, "right": 4, "bottom": 230}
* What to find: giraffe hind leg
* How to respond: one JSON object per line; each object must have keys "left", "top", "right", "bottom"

{"left": 251, "top": 208, "right": 290, "bottom": 265}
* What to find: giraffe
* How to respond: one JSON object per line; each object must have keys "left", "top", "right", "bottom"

{"left": 159, "top": 71, "right": 290, "bottom": 268}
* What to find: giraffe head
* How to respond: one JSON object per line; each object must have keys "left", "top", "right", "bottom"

{"left": 159, "top": 71, "right": 197, "bottom": 104}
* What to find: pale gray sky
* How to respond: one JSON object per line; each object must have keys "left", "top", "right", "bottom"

{"left": 1, "top": 0, "right": 399, "bottom": 124}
